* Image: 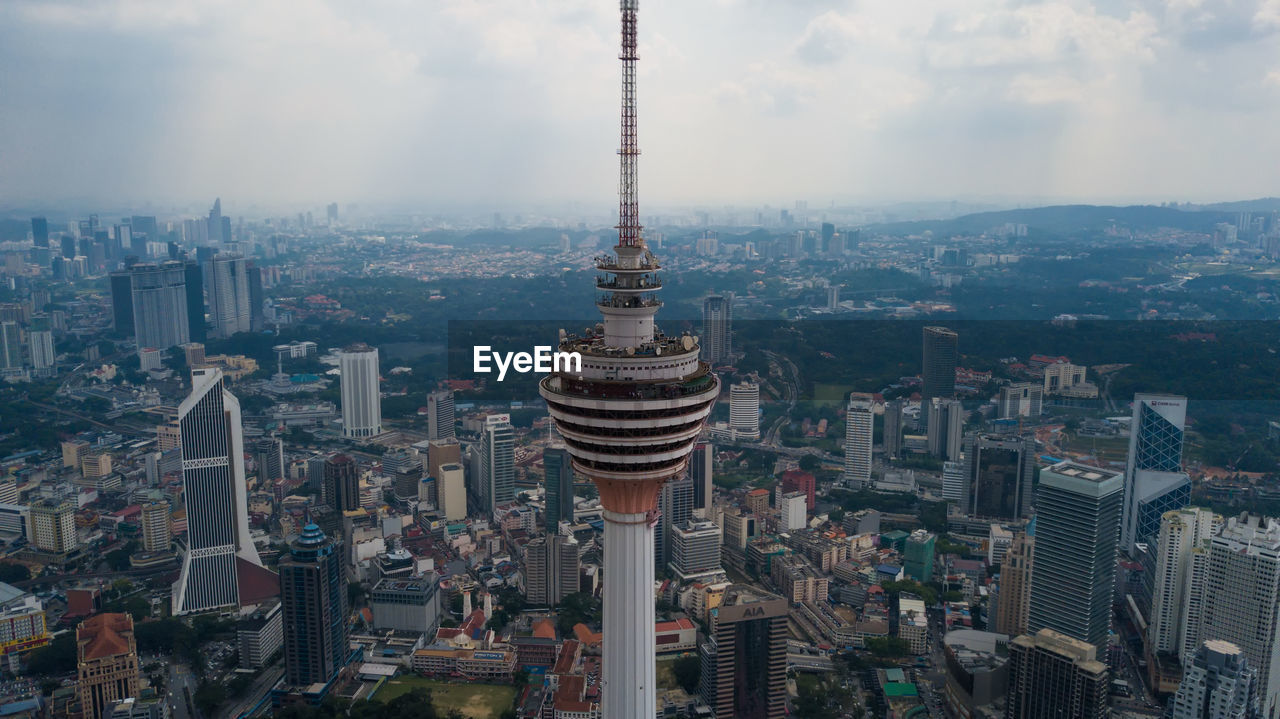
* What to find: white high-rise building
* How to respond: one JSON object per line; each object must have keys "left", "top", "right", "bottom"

{"left": 29, "top": 329, "right": 55, "bottom": 374}
{"left": 1148, "top": 508, "right": 1221, "bottom": 656}
{"left": 339, "top": 344, "right": 381, "bottom": 439}
{"left": 426, "top": 389, "right": 455, "bottom": 440}
{"left": 129, "top": 262, "right": 191, "bottom": 349}
{"left": 843, "top": 394, "right": 874, "bottom": 486}
{"left": 780, "top": 491, "right": 807, "bottom": 531}
{"left": 172, "top": 368, "right": 265, "bottom": 615}
{"left": 437, "top": 462, "right": 466, "bottom": 522}
{"left": 1192, "top": 513, "right": 1280, "bottom": 718}
{"left": 208, "top": 254, "right": 252, "bottom": 338}
{"left": 479, "top": 414, "right": 515, "bottom": 513}
{"left": 728, "top": 382, "right": 759, "bottom": 440}
{"left": 140, "top": 501, "right": 171, "bottom": 554}
{"left": 1171, "top": 640, "right": 1260, "bottom": 719}
{"left": 1122, "top": 394, "right": 1189, "bottom": 554}
{"left": 926, "top": 397, "right": 964, "bottom": 461}
{"left": 942, "top": 460, "right": 966, "bottom": 502}
{"left": 0, "top": 322, "right": 20, "bottom": 373}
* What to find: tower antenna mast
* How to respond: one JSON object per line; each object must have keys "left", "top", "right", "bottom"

{"left": 618, "top": 0, "right": 642, "bottom": 248}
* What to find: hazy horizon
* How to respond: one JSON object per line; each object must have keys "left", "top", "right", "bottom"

{"left": 3, "top": 0, "right": 1279, "bottom": 209}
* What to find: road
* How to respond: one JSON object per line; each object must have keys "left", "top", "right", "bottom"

{"left": 761, "top": 350, "right": 800, "bottom": 446}
{"left": 168, "top": 662, "right": 198, "bottom": 719}
{"left": 217, "top": 665, "right": 285, "bottom": 719}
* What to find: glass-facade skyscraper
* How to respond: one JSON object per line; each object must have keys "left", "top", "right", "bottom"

{"left": 1122, "top": 394, "right": 1189, "bottom": 554}
{"left": 280, "top": 524, "right": 348, "bottom": 693}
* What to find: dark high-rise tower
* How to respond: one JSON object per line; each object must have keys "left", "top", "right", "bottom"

{"left": 538, "top": 2, "right": 720, "bottom": 714}
{"left": 1006, "top": 629, "right": 1109, "bottom": 719}
{"left": 280, "top": 523, "right": 348, "bottom": 691}
{"left": 30, "top": 217, "right": 49, "bottom": 247}
{"left": 324, "top": 454, "right": 359, "bottom": 512}
{"left": 961, "top": 434, "right": 1036, "bottom": 521}
{"left": 701, "top": 586, "right": 788, "bottom": 719}
{"left": 543, "top": 444, "right": 575, "bottom": 532}
{"left": 922, "top": 326, "right": 958, "bottom": 400}
{"left": 701, "top": 294, "right": 732, "bottom": 364}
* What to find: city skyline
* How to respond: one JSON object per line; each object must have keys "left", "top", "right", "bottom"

{"left": 3, "top": 1, "right": 1280, "bottom": 209}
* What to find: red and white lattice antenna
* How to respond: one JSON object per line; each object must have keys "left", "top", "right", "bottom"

{"left": 617, "top": 0, "right": 643, "bottom": 248}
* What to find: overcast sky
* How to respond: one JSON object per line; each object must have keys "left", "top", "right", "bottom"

{"left": 2, "top": 0, "right": 1278, "bottom": 211}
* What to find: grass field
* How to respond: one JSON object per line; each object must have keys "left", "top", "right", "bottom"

{"left": 375, "top": 677, "right": 517, "bottom": 719}
{"left": 656, "top": 659, "right": 678, "bottom": 690}
{"left": 812, "top": 383, "right": 853, "bottom": 404}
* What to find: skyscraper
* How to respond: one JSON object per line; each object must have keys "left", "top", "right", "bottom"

{"left": 883, "top": 399, "right": 903, "bottom": 460}
{"left": 254, "top": 437, "right": 284, "bottom": 482}
{"left": 729, "top": 382, "right": 760, "bottom": 440}
{"left": 921, "top": 326, "right": 958, "bottom": 400}
{"left": 656, "top": 473, "right": 693, "bottom": 568}
{"left": 525, "top": 534, "right": 580, "bottom": 606}
{"left": 1171, "top": 640, "right": 1260, "bottom": 719}
{"left": 339, "top": 343, "right": 381, "bottom": 439}
{"left": 280, "top": 524, "right": 348, "bottom": 693}
{"left": 961, "top": 434, "right": 1036, "bottom": 521}
{"left": 843, "top": 393, "right": 874, "bottom": 487}
{"left": 926, "top": 397, "right": 965, "bottom": 461}
{"left": 537, "top": 4, "right": 720, "bottom": 714}
{"left": 998, "top": 382, "right": 1043, "bottom": 419}
{"left": 323, "top": 454, "right": 359, "bottom": 513}
{"left": 1027, "top": 461, "right": 1123, "bottom": 651}
{"left": 128, "top": 262, "right": 191, "bottom": 350}
{"left": 1122, "top": 394, "right": 1189, "bottom": 554}
{"left": 690, "top": 442, "right": 713, "bottom": 515}
{"left": 246, "top": 260, "right": 264, "bottom": 332}
{"left": 1148, "top": 508, "right": 1221, "bottom": 657}
{"left": 76, "top": 613, "right": 140, "bottom": 719}
{"left": 183, "top": 260, "right": 206, "bottom": 343}
{"left": 1192, "top": 514, "right": 1280, "bottom": 717}
{"left": 0, "top": 322, "right": 20, "bottom": 373}
{"left": 426, "top": 389, "right": 455, "bottom": 440}
{"left": 543, "top": 444, "right": 575, "bottom": 532}
{"left": 904, "top": 529, "right": 936, "bottom": 582}
{"left": 30, "top": 217, "right": 49, "bottom": 247}
{"left": 1005, "top": 629, "right": 1109, "bottom": 719}
{"left": 701, "top": 294, "right": 732, "bottom": 364}
{"left": 172, "top": 368, "right": 267, "bottom": 615}
{"left": 436, "top": 463, "right": 466, "bottom": 522}
{"left": 702, "top": 586, "right": 788, "bottom": 719}
{"left": 995, "top": 533, "right": 1034, "bottom": 637}
{"left": 670, "top": 519, "right": 723, "bottom": 581}
{"left": 30, "top": 499, "right": 76, "bottom": 553}
{"left": 208, "top": 254, "right": 251, "bottom": 338}
{"left": 479, "top": 414, "right": 514, "bottom": 513}
{"left": 29, "top": 328, "right": 54, "bottom": 375}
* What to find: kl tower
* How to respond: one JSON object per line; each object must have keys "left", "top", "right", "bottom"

{"left": 538, "top": 2, "right": 720, "bottom": 716}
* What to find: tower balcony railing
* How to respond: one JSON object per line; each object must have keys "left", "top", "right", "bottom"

{"left": 595, "top": 275, "right": 662, "bottom": 290}
{"left": 543, "top": 369, "right": 717, "bottom": 402}
{"left": 597, "top": 294, "right": 660, "bottom": 309}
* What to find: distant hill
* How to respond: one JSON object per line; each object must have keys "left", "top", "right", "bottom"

{"left": 1192, "top": 197, "right": 1280, "bottom": 213}
{"left": 872, "top": 204, "right": 1235, "bottom": 236}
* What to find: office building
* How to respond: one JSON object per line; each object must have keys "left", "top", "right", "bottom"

{"left": 339, "top": 344, "right": 381, "bottom": 439}
{"left": 543, "top": 444, "right": 575, "bottom": 532}
{"left": 115, "top": 262, "right": 191, "bottom": 350}
{"left": 237, "top": 601, "right": 283, "bottom": 670}
{"left": 780, "top": 492, "right": 807, "bottom": 532}
{"left": 1005, "top": 629, "right": 1109, "bottom": 719}
{"left": 208, "top": 254, "right": 251, "bottom": 338}
{"left": 140, "top": 502, "right": 171, "bottom": 554}
{"left": 961, "top": 434, "right": 1036, "bottom": 521}
{"left": 1027, "top": 461, "right": 1123, "bottom": 651}
{"left": 172, "top": 368, "right": 267, "bottom": 615}
{"left": 1192, "top": 514, "right": 1280, "bottom": 717}
{"left": 995, "top": 533, "right": 1034, "bottom": 638}
{"left": 1148, "top": 508, "right": 1221, "bottom": 657}
{"left": 1171, "top": 640, "right": 1260, "bottom": 719}
{"left": 254, "top": 437, "right": 284, "bottom": 482}
{"left": 1043, "top": 362, "right": 1088, "bottom": 394}
{"left": 670, "top": 520, "right": 723, "bottom": 582}
{"left": 691, "top": 442, "right": 713, "bottom": 514}
{"left": 656, "top": 473, "right": 694, "bottom": 568}
{"left": 30, "top": 217, "right": 49, "bottom": 247}
{"left": 701, "top": 294, "right": 732, "bottom": 364}
{"left": 702, "top": 586, "right": 787, "bottom": 719}
{"left": 998, "top": 383, "right": 1043, "bottom": 420}
{"left": 182, "top": 261, "right": 205, "bottom": 343}
{"left": 927, "top": 398, "right": 965, "bottom": 461}
{"left": 77, "top": 613, "right": 140, "bottom": 719}
{"left": 246, "top": 261, "right": 264, "bottom": 332}
{"left": 942, "top": 460, "right": 965, "bottom": 503}
{"left": 30, "top": 500, "right": 76, "bottom": 553}
{"left": 525, "top": 535, "right": 580, "bottom": 606}
{"left": 371, "top": 578, "right": 440, "bottom": 635}
{"left": 535, "top": 5, "right": 722, "bottom": 716}
{"left": 280, "top": 524, "right": 348, "bottom": 691}
{"left": 479, "top": 414, "right": 514, "bottom": 513}
{"left": 781, "top": 470, "right": 815, "bottom": 511}
{"left": 1122, "top": 394, "right": 1189, "bottom": 554}
{"left": 922, "top": 326, "right": 958, "bottom": 400}
{"left": 437, "top": 463, "right": 466, "bottom": 522}
{"left": 426, "top": 438, "right": 461, "bottom": 488}
{"left": 843, "top": 393, "right": 874, "bottom": 486}
{"left": 883, "top": 399, "right": 903, "bottom": 460}
{"left": 729, "top": 382, "right": 760, "bottom": 440}
{"left": 323, "top": 454, "right": 359, "bottom": 513}
{"left": 904, "top": 529, "right": 936, "bottom": 582}
{"left": 426, "top": 389, "right": 455, "bottom": 440}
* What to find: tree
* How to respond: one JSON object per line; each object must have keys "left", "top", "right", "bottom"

{"left": 672, "top": 654, "right": 700, "bottom": 694}
{"left": 864, "top": 637, "right": 910, "bottom": 658}
{"left": 798, "top": 454, "right": 821, "bottom": 472}
{"left": 194, "top": 682, "right": 226, "bottom": 716}
{"left": 25, "top": 634, "right": 76, "bottom": 676}
{"left": 0, "top": 563, "right": 30, "bottom": 583}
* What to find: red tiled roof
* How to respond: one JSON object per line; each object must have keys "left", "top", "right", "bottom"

{"left": 78, "top": 613, "right": 134, "bottom": 661}
{"left": 532, "top": 618, "right": 556, "bottom": 640}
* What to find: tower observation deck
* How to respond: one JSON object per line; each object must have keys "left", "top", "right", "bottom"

{"left": 537, "top": 3, "right": 720, "bottom": 717}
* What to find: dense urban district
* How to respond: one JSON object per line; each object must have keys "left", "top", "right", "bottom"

{"left": 0, "top": 196, "right": 1277, "bottom": 719}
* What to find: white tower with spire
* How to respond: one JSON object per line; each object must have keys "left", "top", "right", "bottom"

{"left": 539, "top": 3, "right": 720, "bottom": 716}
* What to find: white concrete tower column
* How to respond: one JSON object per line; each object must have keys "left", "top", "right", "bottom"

{"left": 602, "top": 508, "right": 657, "bottom": 719}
